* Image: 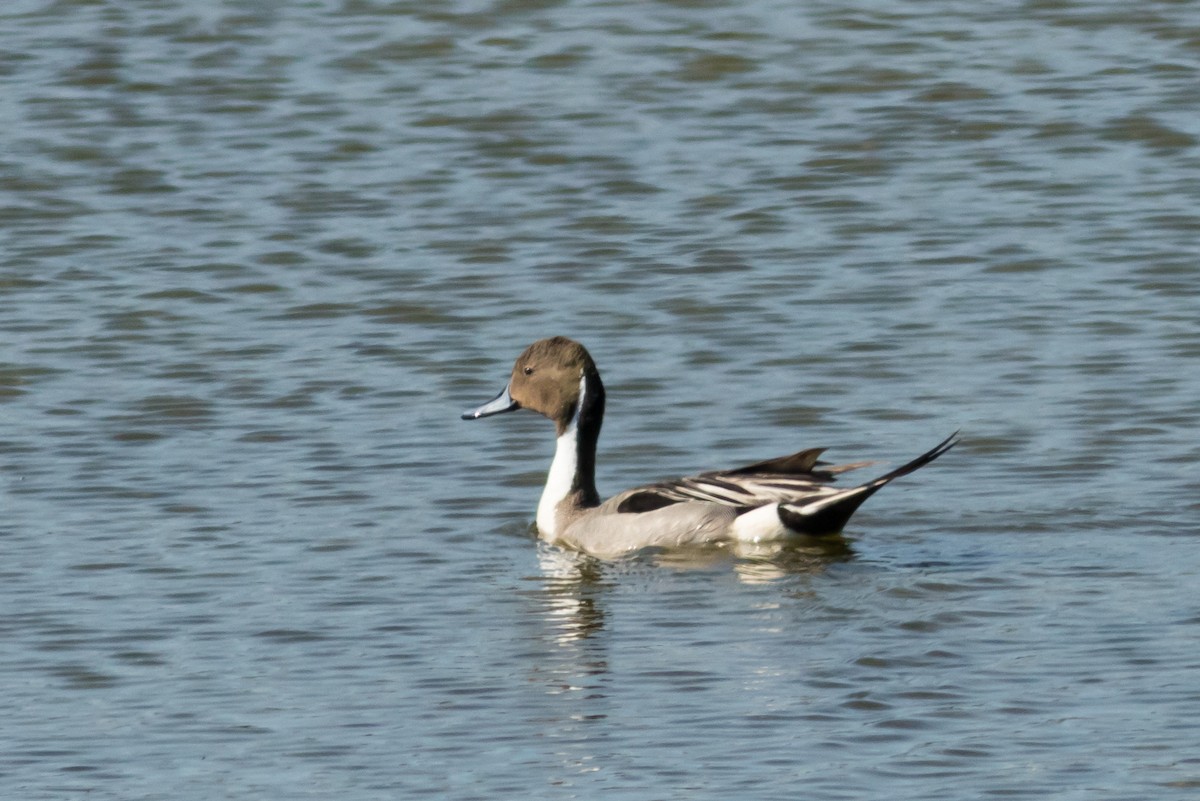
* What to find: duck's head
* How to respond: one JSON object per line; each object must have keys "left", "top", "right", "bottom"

{"left": 462, "top": 337, "right": 602, "bottom": 434}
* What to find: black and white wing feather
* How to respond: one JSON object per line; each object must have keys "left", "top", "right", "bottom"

{"left": 608, "top": 433, "right": 959, "bottom": 521}
{"left": 610, "top": 446, "right": 873, "bottom": 514}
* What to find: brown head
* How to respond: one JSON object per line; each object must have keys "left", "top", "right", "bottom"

{"left": 462, "top": 337, "right": 605, "bottom": 436}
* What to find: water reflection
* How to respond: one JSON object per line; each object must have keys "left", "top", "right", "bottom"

{"left": 532, "top": 536, "right": 854, "bottom": 632}
{"left": 534, "top": 544, "right": 609, "bottom": 646}
{"left": 537, "top": 537, "right": 854, "bottom": 587}
{"left": 731, "top": 539, "right": 855, "bottom": 584}
{"left": 538, "top": 536, "right": 850, "bottom": 578}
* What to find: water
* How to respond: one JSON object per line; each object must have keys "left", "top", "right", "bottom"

{"left": 3, "top": 0, "right": 1199, "bottom": 798}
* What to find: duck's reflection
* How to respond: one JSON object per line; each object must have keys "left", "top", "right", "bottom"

{"left": 535, "top": 544, "right": 609, "bottom": 647}
{"left": 524, "top": 538, "right": 855, "bottom": 782}
{"left": 531, "top": 537, "right": 855, "bottom": 646}
{"left": 730, "top": 538, "right": 855, "bottom": 583}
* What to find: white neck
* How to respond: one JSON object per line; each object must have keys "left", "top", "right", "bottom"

{"left": 537, "top": 421, "right": 578, "bottom": 540}
{"left": 536, "top": 374, "right": 588, "bottom": 540}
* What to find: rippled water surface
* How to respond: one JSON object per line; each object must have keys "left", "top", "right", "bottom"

{"left": 3, "top": 1, "right": 1200, "bottom": 798}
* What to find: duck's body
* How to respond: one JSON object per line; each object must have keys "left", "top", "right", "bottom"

{"left": 464, "top": 337, "right": 956, "bottom": 559}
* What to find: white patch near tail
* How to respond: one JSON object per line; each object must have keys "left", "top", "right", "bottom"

{"left": 731, "top": 502, "right": 789, "bottom": 542}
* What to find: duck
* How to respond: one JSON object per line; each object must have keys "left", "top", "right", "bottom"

{"left": 463, "top": 336, "right": 957, "bottom": 559}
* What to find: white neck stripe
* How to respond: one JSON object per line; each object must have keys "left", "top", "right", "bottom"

{"left": 536, "top": 373, "right": 587, "bottom": 539}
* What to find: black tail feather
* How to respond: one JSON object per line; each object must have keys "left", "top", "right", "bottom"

{"left": 778, "top": 490, "right": 877, "bottom": 536}
{"left": 864, "top": 430, "right": 960, "bottom": 488}
{"left": 777, "top": 431, "right": 959, "bottom": 537}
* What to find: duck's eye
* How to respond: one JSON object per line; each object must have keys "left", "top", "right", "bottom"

{"left": 523, "top": 366, "right": 534, "bottom": 376}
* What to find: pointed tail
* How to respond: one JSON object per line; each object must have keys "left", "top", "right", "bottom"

{"left": 777, "top": 431, "right": 959, "bottom": 536}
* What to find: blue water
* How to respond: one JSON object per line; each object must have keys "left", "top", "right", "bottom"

{"left": 2, "top": 1, "right": 1199, "bottom": 798}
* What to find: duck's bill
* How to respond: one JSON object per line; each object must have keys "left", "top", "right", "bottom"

{"left": 462, "top": 384, "right": 520, "bottom": 419}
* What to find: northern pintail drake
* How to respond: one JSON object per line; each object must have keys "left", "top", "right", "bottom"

{"left": 463, "top": 337, "right": 957, "bottom": 559}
